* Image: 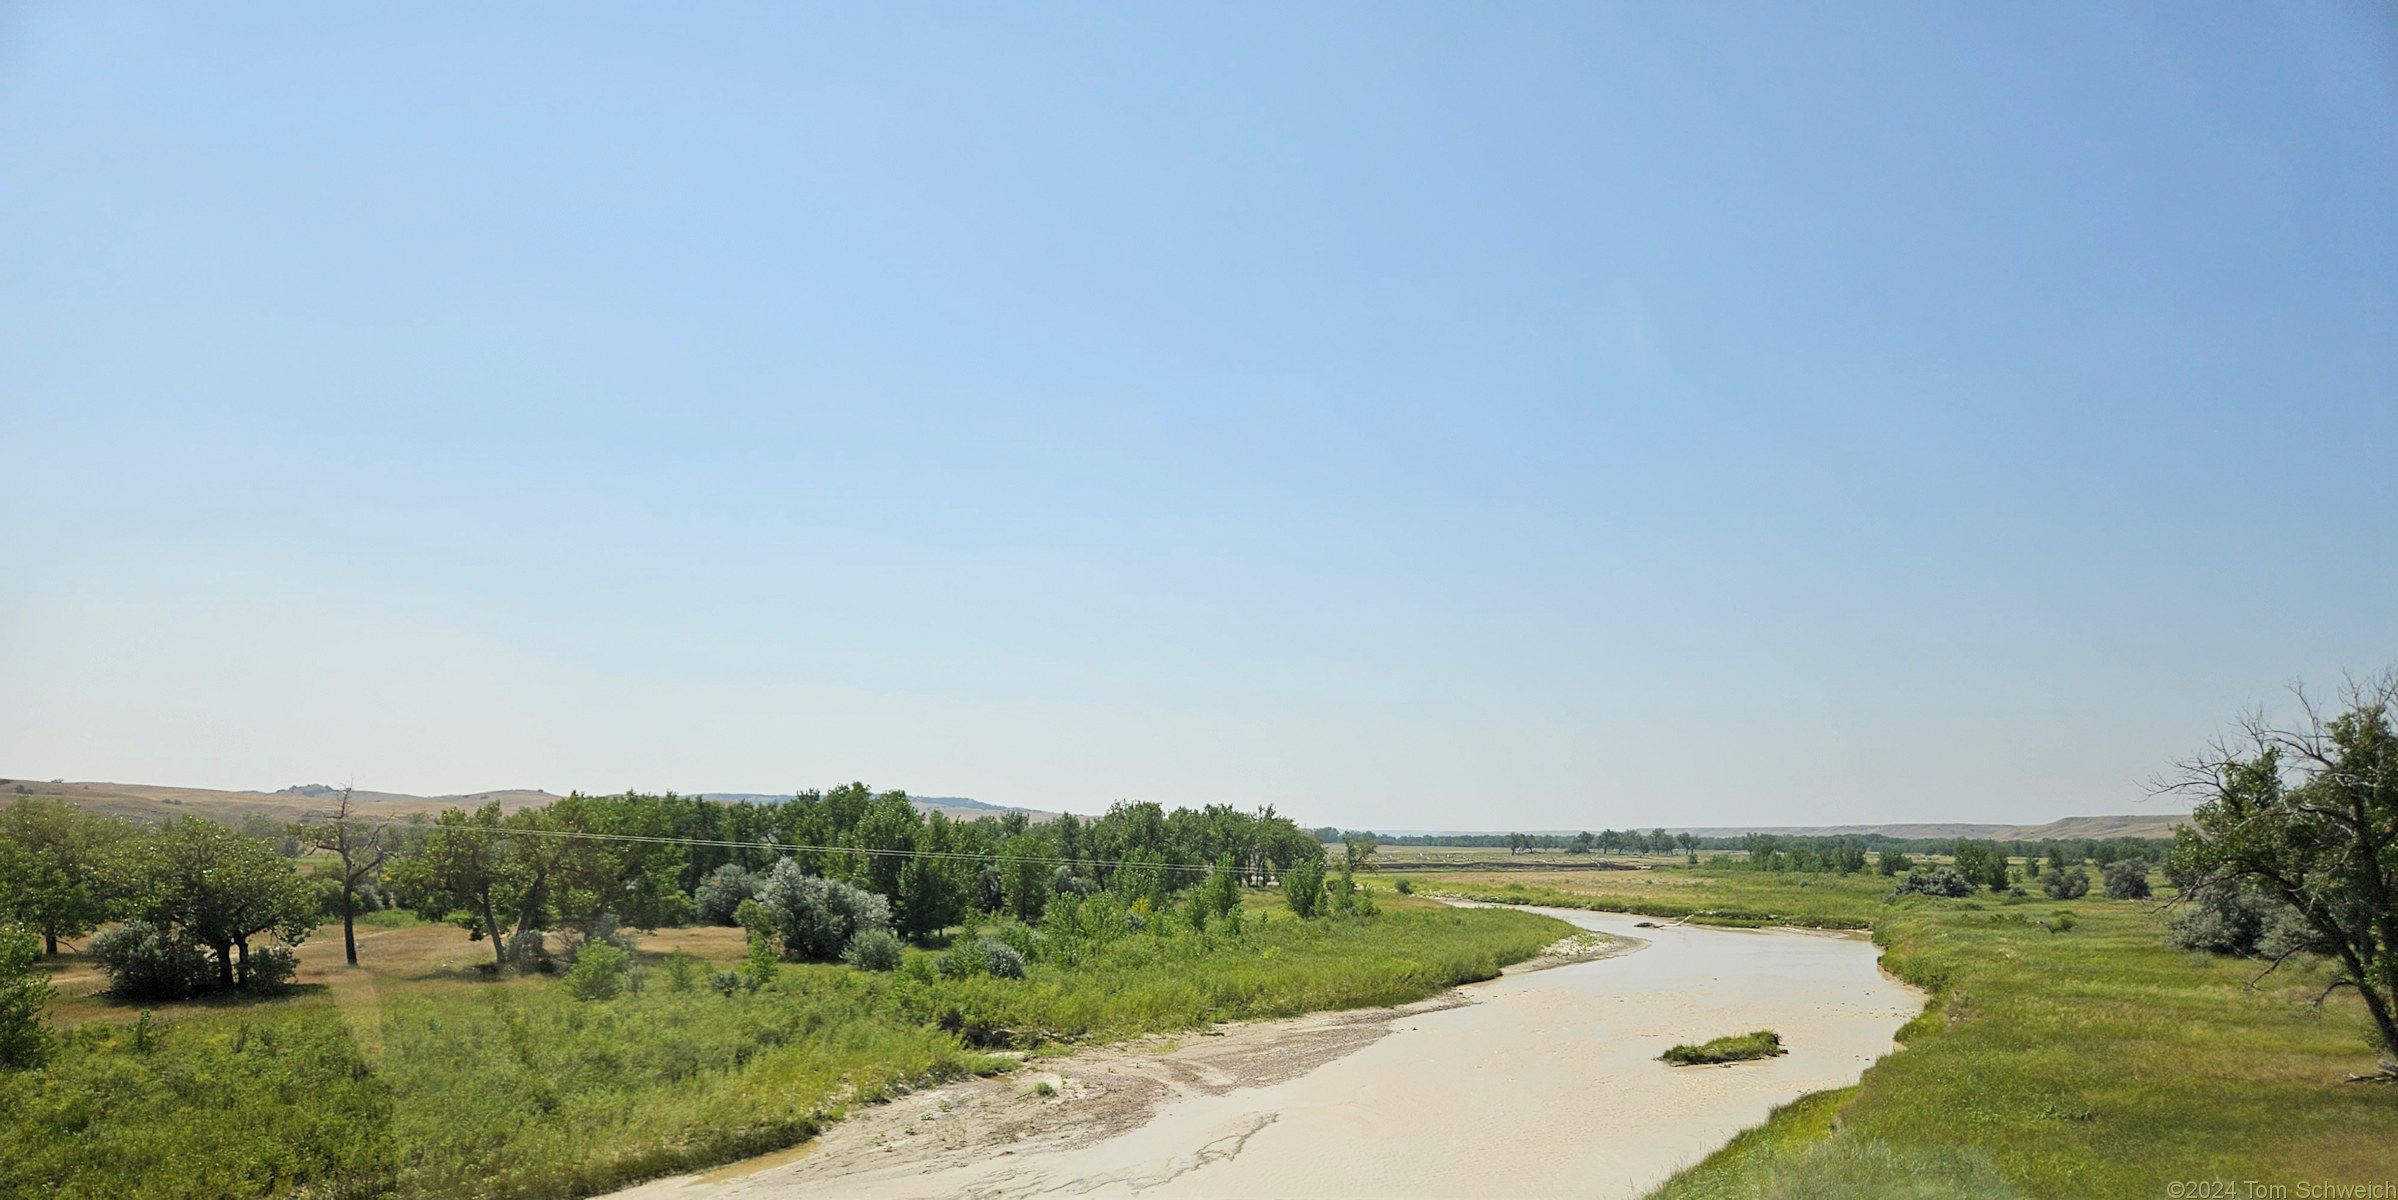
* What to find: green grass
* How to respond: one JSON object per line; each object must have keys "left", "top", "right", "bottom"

{"left": 1430, "top": 868, "right": 1894, "bottom": 929}
{"left": 1417, "top": 863, "right": 2398, "bottom": 1199}
{"left": 3, "top": 898, "right": 1570, "bottom": 1200}
{"left": 1661, "top": 1029, "right": 1785, "bottom": 1065}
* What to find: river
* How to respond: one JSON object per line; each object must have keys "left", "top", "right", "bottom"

{"left": 614, "top": 906, "right": 1922, "bottom": 1200}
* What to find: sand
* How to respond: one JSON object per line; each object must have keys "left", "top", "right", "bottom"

{"left": 608, "top": 907, "right": 1922, "bottom": 1200}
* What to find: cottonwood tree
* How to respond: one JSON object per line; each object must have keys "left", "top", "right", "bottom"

{"left": 0, "top": 797, "right": 127, "bottom": 955}
{"left": 2164, "top": 673, "right": 2398, "bottom": 1070}
{"left": 125, "top": 819, "right": 317, "bottom": 990}
{"left": 386, "top": 801, "right": 515, "bottom": 970}
{"left": 291, "top": 786, "right": 390, "bottom": 967}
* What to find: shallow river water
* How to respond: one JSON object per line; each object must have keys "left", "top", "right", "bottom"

{"left": 625, "top": 906, "right": 1923, "bottom": 1200}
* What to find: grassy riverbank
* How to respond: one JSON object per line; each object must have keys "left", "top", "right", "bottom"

{"left": 1422, "top": 862, "right": 2397, "bottom": 1199}
{"left": 4, "top": 895, "right": 1568, "bottom": 1200}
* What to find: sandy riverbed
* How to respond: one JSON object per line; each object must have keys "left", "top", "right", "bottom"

{"left": 610, "top": 907, "right": 1922, "bottom": 1200}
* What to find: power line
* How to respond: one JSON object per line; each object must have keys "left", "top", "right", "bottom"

{"left": 468, "top": 823, "right": 1234, "bottom": 876}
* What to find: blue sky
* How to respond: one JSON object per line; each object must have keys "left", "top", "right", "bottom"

{"left": 3, "top": 4, "right": 2393, "bottom": 829}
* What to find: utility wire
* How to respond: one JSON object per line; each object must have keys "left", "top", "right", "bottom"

{"left": 466, "top": 823, "right": 1243, "bottom": 876}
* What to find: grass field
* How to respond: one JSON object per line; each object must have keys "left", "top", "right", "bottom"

{"left": 1413, "top": 860, "right": 2397, "bottom": 1199}
{"left": 5, "top": 893, "right": 1569, "bottom": 1200}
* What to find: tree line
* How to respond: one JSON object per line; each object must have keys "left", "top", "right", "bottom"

{"left": 0, "top": 784, "right": 1328, "bottom": 1016}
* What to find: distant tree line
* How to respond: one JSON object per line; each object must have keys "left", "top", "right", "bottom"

{"left": 1347, "top": 824, "right": 2169, "bottom": 866}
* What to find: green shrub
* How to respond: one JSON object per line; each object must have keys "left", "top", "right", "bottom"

{"left": 663, "top": 949, "right": 702, "bottom": 993}
{"left": 2041, "top": 867, "right": 2090, "bottom": 900}
{"left": 757, "top": 863, "right": 892, "bottom": 961}
{"left": 843, "top": 928, "right": 904, "bottom": 971}
{"left": 1889, "top": 867, "right": 1974, "bottom": 900}
{"left": 1283, "top": 858, "right": 1326, "bottom": 918}
{"left": 1661, "top": 1029, "right": 1786, "bottom": 1065}
{"left": 88, "top": 920, "right": 215, "bottom": 1000}
{"left": 982, "top": 939, "right": 1027, "bottom": 980}
{"left": 563, "top": 941, "right": 629, "bottom": 1001}
{"left": 2101, "top": 859, "right": 2151, "bottom": 901}
{"left": 0, "top": 924, "right": 52, "bottom": 1069}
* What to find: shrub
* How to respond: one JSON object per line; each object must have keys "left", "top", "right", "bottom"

{"left": 663, "top": 949, "right": 702, "bottom": 993}
{"left": 982, "top": 938, "right": 1027, "bottom": 980}
{"left": 1395, "top": 879, "right": 1414, "bottom": 895}
{"left": 694, "top": 864, "right": 765, "bottom": 925}
{"left": 2049, "top": 910, "right": 2078, "bottom": 933}
{"left": 758, "top": 861, "right": 893, "bottom": 961}
{"left": 563, "top": 941, "right": 629, "bottom": 1001}
{"left": 990, "top": 920, "right": 1039, "bottom": 964}
{"left": 843, "top": 928, "right": 904, "bottom": 971}
{"left": 88, "top": 920, "right": 215, "bottom": 1000}
{"left": 2102, "top": 860, "right": 2152, "bottom": 901}
{"left": 707, "top": 968, "right": 756, "bottom": 996}
{"left": 1887, "top": 867, "right": 1974, "bottom": 900}
{"left": 1662, "top": 1030, "right": 1785, "bottom": 1065}
{"left": 1283, "top": 858, "right": 1327, "bottom": 918}
{"left": 244, "top": 946, "right": 299, "bottom": 994}
{"left": 2164, "top": 880, "right": 2324, "bottom": 959}
{"left": 0, "top": 924, "right": 53, "bottom": 1069}
{"left": 503, "top": 929, "right": 554, "bottom": 973}
{"left": 2041, "top": 867, "right": 2091, "bottom": 901}
{"left": 937, "top": 937, "right": 989, "bottom": 979}
{"left": 562, "top": 912, "right": 640, "bottom": 963}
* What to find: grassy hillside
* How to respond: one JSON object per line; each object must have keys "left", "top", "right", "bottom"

{"left": 0, "top": 778, "right": 558, "bottom": 826}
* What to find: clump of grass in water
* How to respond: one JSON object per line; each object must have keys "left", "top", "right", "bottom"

{"left": 1661, "top": 1029, "right": 1786, "bottom": 1065}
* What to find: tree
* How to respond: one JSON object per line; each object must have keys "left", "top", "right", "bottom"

{"left": 123, "top": 820, "right": 317, "bottom": 990}
{"left": 290, "top": 787, "right": 391, "bottom": 967}
{"left": 998, "top": 836, "right": 1052, "bottom": 923}
{"left": 0, "top": 797, "right": 125, "bottom": 955}
{"left": 1283, "top": 856, "right": 1326, "bottom": 918}
{"left": 0, "top": 923, "right": 54, "bottom": 1069}
{"left": 2164, "top": 674, "right": 2398, "bottom": 1066}
{"left": 756, "top": 860, "right": 891, "bottom": 961}
{"left": 2041, "top": 866, "right": 2090, "bottom": 900}
{"left": 1676, "top": 832, "right": 1699, "bottom": 864}
{"left": 386, "top": 802, "right": 515, "bottom": 970}
{"left": 896, "top": 813, "right": 970, "bottom": 940}
{"left": 2102, "top": 859, "right": 2152, "bottom": 901}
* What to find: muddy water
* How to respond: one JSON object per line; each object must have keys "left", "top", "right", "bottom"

{"left": 631, "top": 907, "right": 1922, "bottom": 1200}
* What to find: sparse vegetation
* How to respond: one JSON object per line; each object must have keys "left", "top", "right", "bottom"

{"left": 1661, "top": 1029, "right": 1784, "bottom": 1065}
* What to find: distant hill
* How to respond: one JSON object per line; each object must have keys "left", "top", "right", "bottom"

{"left": 2, "top": 777, "right": 1056, "bottom": 826}
{"left": 696, "top": 792, "right": 1054, "bottom": 822}
{"left": 0, "top": 778, "right": 560, "bottom": 825}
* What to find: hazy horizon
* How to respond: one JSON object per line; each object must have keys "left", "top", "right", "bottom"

{"left": 4, "top": 5, "right": 2392, "bottom": 830}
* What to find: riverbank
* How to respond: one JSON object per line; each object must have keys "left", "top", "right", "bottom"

{"left": 3, "top": 897, "right": 1571, "bottom": 1200}
{"left": 610, "top": 909, "right": 1918, "bottom": 1200}
{"left": 1425, "top": 863, "right": 2398, "bottom": 1198}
